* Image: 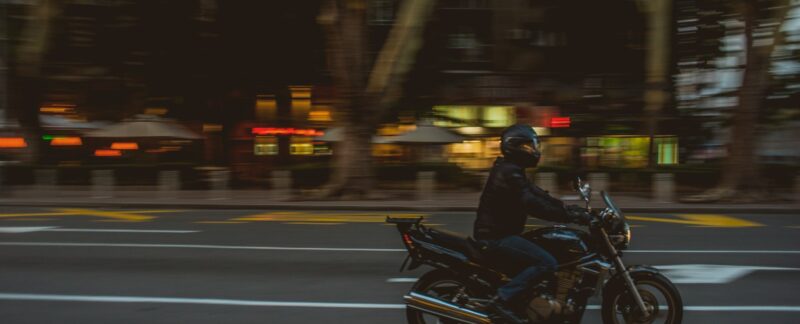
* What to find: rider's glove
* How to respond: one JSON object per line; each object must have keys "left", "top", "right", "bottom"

{"left": 565, "top": 205, "right": 593, "bottom": 226}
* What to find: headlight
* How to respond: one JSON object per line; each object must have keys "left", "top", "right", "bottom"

{"left": 625, "top": 226, "right": 632, "bottom": 245}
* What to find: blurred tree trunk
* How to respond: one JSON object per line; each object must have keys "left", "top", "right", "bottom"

{"left": 641, "top": 0, "right": 671, "bottom": 168}
{"left": 689, "top": 0, "right": 790, "bottom": 202}
{"left": 318, "top": 0, "right": 436, "bottom": 198}
{"left": 10, "top": 0, "right": 57, "bottom": 164}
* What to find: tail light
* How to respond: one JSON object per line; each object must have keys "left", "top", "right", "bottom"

{"left": 402, "top": 233, "right": 414, "bottom": 248}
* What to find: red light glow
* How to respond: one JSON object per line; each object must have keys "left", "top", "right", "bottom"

{"left": 549, "top": 117, "right": 571, "bottom": 128}
{"left": 251, "top": 127, "right": 324, "bottom": 137}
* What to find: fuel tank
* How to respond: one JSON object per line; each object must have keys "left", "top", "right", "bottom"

{"left": 523, "top": 226, "right": 591, "bottom": 264}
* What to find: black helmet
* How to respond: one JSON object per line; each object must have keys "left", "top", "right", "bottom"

{"left": 501, "top": 124, "right": 541, "bottom": 168}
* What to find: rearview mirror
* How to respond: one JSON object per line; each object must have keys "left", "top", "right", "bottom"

{"left": 575, "top": 177, "right": 591, "bottom": 206}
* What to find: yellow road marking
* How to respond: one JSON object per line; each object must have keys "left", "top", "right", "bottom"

{"left": 195, "top": 221, "right": 245, "bottom": 224}
{"left": 55, "top": 208, "right": 154, "bottom": 222}
{"left": 127, "top": 210, "right": 184, "bottom": 214}
{"left": 233, "top": 212, "right": 426, "bottom": 224}
{"left": 0, "top": 212, "right": 75, "bottom": 218}
{"left": 283, "top": 222, "right": 344, "bottom": 225}
{"left": 627, "top": 214, "right": 763, "bottom": 228}
{"left": 92, "top": 220, "right": 144, "bottom": 223}
{"left": 0, "top": 209, "right": 181, "bottom": 222}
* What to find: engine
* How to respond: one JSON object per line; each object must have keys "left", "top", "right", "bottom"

{"left": 525, "top": 270, "right": 581, "bottom": 321}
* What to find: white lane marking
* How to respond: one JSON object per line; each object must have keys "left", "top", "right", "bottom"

{"left": 0, "top": 293, "right": 404, "bottom": 309}
{"left": 0, "top": 227, "right": 196, "bottom": 234}
{"left": 627, "top": 250, "right": 800, "bottom": 254}
{"left": 0, "top": 293, "right": 799, "bottom": 312}
{"left": 0, "top": 242, "right": 405, "bottom": 252}
{"left": 390, "top": 264, "right": 800, "bottom": 285}
{"left": 47, "top": 229, "right": 198, "bottom": 234}
{"left": 583, "top": 306, "right": 800, "bottom": 312}
{"left": 657, "top": 264, "right": 800, "bottom": 284}
{"left": 1, "top": 242, "right": 799, "bottom": 254}
{"left": 0, "top": 227, "right": 57, "bottom": 233}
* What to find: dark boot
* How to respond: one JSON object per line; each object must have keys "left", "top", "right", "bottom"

{"left": 487, "top": 296, "right": 528, "bottom": 324}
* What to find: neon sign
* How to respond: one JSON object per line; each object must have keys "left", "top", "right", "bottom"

{"left": 251, "top": 127, "right": 324, "bottom": 136}
{"left": 549, "top": 117, "right": 571, "bottom": 128}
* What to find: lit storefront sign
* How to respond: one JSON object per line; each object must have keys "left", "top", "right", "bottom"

{"left": 111, "top": 142, "right": 139, "bottom": 150}
{"left": 94, "top": 149, "right": 122, "bottom": 157}
{"left": 0, "top": 137, "right": 27, "bottom": 148}
{"left": 50, "top": 137, "right": 83, "bottom": 146}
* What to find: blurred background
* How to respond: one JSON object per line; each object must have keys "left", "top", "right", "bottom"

{"left": 0, "top": 0, "right": 798, "bottom": 202}
{"left": 1, "top": 2, "right": 800, "bottom": 324}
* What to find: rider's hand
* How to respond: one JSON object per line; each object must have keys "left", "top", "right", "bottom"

{"left": 565, "top": 205, "right": 593, "bottom": 226}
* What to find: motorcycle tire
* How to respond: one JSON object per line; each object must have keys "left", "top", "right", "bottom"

{"left": 601, "top": 271, "right": 683, "bottom": 324}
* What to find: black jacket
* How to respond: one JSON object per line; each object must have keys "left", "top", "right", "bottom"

{"left": 474, "top": 157, "right": 572, "bottom": 240}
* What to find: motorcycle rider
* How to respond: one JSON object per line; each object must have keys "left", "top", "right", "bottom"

{"left": 475, "top": 123, "right": 592, "bottom": 323}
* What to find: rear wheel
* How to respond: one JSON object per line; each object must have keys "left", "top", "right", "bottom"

{"left": 406, "top": 269, "right": 482, "bottom": 324}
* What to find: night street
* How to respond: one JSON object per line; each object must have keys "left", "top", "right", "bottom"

{"left": 0, "top": 207, "right": 798, "bottom": 323}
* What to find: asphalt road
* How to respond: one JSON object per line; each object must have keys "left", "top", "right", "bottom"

{"left": 0, "top": 206, "right": 798, "bottom": 323}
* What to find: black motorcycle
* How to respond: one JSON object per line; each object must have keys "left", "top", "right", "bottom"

{"left": 388, "top": 178, "right": 682, "bottom": 324}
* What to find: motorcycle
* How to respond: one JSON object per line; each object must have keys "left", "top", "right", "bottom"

{"left": 387, "top": 178, "right": 683, "bottom": 324}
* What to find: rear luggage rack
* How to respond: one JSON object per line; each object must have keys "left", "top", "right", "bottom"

{"left": 386, "top": 216, "right": 424, "bottom": 232}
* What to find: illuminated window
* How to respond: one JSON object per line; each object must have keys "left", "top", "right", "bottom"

{"left": 433, "top": 106, "right": 479, "bottom": 127}
{"left": 254, "top": 136, "right": 278, "bottom": 156}
{"left": 656, "top": 137, "right": 679, "bottom": 165}
{"left": 483, "top": 106, "right": 515, "bottom": 127}
{"left": 313, "top": 142, "right": 333, "bottom": 155}
{"left": 308, "top": 109, "right": 332, "bottom": 122}
{"left": 255, "top": 95, "right": 277, "bottom": 122}
{"left": 290, "top": 137, "right": 313, "bottom": 155}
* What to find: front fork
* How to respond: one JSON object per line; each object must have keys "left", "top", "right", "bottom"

{"left": 601, "top": 229, "right": 651, "bottom": 318}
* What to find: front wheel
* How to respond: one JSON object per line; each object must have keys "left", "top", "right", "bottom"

{"left": 602, "top": 271, "right": 683, "bottom": 324}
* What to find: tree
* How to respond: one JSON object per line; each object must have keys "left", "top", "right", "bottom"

{"left": 7, "top": 0, "right": 58, "bottom": 164}
{"left": 687, "top": 0, "right": 792, "bottom": 202}
{"left": 317, "top": 0, "right": 436, "bottom": 198}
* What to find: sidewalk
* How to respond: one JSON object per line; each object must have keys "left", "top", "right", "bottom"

{"left": 1, "top": 186, "right": 797, "bottom": 214}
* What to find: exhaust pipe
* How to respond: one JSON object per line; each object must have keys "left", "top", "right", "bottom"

{"left": 404, "top": 292, "right": 492, "bottom": 324}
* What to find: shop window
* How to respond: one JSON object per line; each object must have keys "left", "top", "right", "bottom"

{"left": 313, "top": 142, "right": 333, "bottom": 155}
{"left": 482, "top": 106, "right": 515, "bottom": 127}
{"left": 433, "top": 106, "right": 480, "bottom": 127}
{"left": 656, "top": 137, "right": 679, "bottom": 165}
{"left": 254, "top": 136, "right": 278, "bottom": 156}
{"left": 255, "top": 95, "right": 277, "bottom": 122}
{"left": 290, "top": 137, "right": 314, "bottom": 155}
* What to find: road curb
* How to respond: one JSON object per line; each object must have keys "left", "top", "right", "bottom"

{"left": 1, "top": 200, "right": 797, "bottom": 214}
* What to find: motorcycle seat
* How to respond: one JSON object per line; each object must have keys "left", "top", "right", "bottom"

{"left": 426, "top": 228, "right": 485, "bottom": 263}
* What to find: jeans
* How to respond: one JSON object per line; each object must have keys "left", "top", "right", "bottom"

{"left": 485, "top": 235, "right": 558, "bottom": 302}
